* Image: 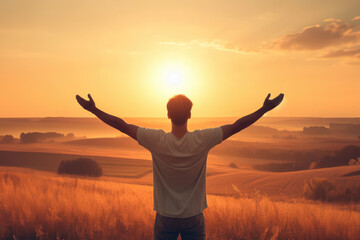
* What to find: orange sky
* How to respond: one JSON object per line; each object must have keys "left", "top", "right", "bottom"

{"left": 1, "top": 0, "right": 360, "bottom": 118}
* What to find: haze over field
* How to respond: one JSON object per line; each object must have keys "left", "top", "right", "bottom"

{"left": 1, "top": 117, "right": 360, "bottom": 138}
{"left": 1, "top": 117, "right": 359, "bottom": 198}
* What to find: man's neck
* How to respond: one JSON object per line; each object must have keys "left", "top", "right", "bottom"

{"left": 171, "top": 122, "right": 188, "bottom": 139}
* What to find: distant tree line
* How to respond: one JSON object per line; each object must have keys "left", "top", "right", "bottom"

{"left": 253, "top": 145, "right": 360, "bottom": 172}
{"left": 303, "top": 123, "right": 360, "bottom": 136}
{"left": 311, "top": 145, "right": 360, "bottom": 169}
{"left": 213, "top": 145, "right": 328, "bottom": 162}
{"left": 20, "top": 132, "right": 74, "bottom": 144}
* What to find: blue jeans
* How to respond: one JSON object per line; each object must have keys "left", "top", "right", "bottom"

{"left": 154, "top": 212, "right": 206, "bottom": 240}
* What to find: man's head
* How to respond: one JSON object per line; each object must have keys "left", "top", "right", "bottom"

{"left": 167, "top": 94, "right": 193, "bottom": 126}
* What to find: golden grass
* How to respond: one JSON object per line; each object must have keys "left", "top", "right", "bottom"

{"left": 1, "top": 170, "right": 360, "bottom": 240}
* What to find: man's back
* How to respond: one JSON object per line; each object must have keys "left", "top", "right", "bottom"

{"left": 76, "top": 92, "right": 284, "bottom": 239}
{"left": 137, "top": 127, "right": 223, "bottom": 218}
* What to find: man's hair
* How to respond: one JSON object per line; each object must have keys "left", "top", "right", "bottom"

{"left": 167, "top": 94, "right": 193, "bottom": 126}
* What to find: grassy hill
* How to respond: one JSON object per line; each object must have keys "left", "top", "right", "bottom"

{"left": 1, "top": 167, "right": 360, "bottom": 240}
{"left": 0, "top": 151, "right": 151, "bottom": 178}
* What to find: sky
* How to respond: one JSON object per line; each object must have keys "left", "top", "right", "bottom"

{"left": 1, "top": 0, "right": 360, "bottom": 118}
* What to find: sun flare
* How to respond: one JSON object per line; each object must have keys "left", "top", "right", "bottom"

{"left": 154, "top": 61, "right": 196, "bottom": 97}
{"left": 164, "top": 68, "right": 183, "bottom": 88}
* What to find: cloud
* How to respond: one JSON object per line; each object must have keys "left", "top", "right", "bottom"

{"left": 157, "top": 17, "right": 360, "bottom": 63}
{"left": 320, "top": 48, "right": 360, "bottom": 58}
{"left": 269, "top": 18, "right": 360, "bottom": 50}
{"left": 158, "top": 39, "right": 258, "bottom": 54}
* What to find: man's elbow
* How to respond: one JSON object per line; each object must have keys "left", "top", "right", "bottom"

{"left": 221, "top": 124, "right": 235, "bottom": 140}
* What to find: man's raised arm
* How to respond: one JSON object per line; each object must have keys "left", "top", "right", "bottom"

{"left": 221, "top": 93, "right": 284, "bottom": 140}
{"left": 76, "top": 94, "right": 138, "bottom": 140}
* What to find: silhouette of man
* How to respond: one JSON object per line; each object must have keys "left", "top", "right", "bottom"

{"left": 76, "top": 93, "right": 284, "bottom": 240}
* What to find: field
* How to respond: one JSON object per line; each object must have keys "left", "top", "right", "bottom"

{"left": 1, "top": 168, "right": 360, "bottom": 240}
{"left": 1, "top": 117, "right": 360, "bottom": 239}
{"left": 1, "top": 133, "right": 359, "bottom": 197}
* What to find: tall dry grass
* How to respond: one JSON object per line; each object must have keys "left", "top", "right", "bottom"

{"left": 1, "top": 170, "right": 360, "bottom": 240}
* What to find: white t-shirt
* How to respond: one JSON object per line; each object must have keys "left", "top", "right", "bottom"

{"left": 137, "top": 127, "right": 223, "bottom": 218}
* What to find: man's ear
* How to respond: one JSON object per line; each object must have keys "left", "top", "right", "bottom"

{"left": 167, "top": 112, "right": 171, "bottom": 119}
{"left": 188, "top": 112, "right": 191, "bottom": 119}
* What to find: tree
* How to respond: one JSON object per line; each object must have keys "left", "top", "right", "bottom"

{"left": 0, "top": 135, "right": 14, "bottom": 144}
{"left": 57, "top": 158, "right": 103, "bottom": 177}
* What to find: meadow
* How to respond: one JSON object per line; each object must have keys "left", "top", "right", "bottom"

{"left": 1, "top": 117, "right": 360, "bottom": 239}
{"left": 1, "top": 168, "right": 360, "bottom": 240}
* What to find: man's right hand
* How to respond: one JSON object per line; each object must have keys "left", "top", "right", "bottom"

{"left": 76, "top": 94, "right": 96, "bottom": 112}
{"left": 262, "top": 93, "right": 284, "bottom": 112}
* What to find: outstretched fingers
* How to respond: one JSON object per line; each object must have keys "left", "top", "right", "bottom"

{"left": 276, "top": 93, "right": 284, "bottom": 101}
{"left": 274, "top": 93, "right": 284, "bottom": 105}
{"left": 265, "top": 93, "right": 271, "bottom": 101}
{"left": 88, "top": 93, "right": 94, "bottom": 103}
{"left": 76, "top": 95, "right": 84, "bottom": 102}
{"left": 76, "top": 95, "right": 87, "bottom": 106}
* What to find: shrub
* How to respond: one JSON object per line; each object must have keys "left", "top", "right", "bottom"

{"left": 228, "top": 162, "right": 238, "bottom": 168}
{"left": 0, "top": 135, "right": 14, "bottom": 144}
{"left": 348, "top": 157, "right": 360, "bottom": 165}
{"left": 303, "top": 178, "right": 335, "bottom": 201}
{"left": 304, "top": 177, "right": 360, "bottom": 202}
{"left": 57, "top": 158, "right": 102, "bottom": 177}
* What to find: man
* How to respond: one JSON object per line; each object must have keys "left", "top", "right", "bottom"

{"left": 76, "top": 93, "right": 284, "bottom": 240}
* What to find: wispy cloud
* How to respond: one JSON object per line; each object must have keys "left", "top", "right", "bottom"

{"left": 158, "top": 39, "right": 258, "bottom": 54}
{"left": 268, "top": 18, "right": 360, "bottom": 51}
{"left": 158, "top": 17, "right": 360, "bottom": 63}
{"left": 320, "top": 48, "right": 360, "bottom": 58}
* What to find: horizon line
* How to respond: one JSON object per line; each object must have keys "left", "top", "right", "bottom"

{"left": 1, "top": 116, "right": 360, "bottom": 119}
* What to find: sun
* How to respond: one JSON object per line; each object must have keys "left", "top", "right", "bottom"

{"left": 164, "top": 67, "right": 183, "bottom": 87}
{"left": 155, "top": 61, "right": 194, "bottom": 97}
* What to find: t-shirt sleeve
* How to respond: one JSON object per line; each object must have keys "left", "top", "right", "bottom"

{"left": 137, "top": 127, "right": 164, "bottom": 152}
{"left": 198, "top": 127, "right": 223, "bottom": 149}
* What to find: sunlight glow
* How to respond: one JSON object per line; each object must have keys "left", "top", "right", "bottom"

{"left": 164, "top": 68, "right": 183, "bottom": 88}
{"left": 154, "top": 61, "right": 195, "bottom": 98}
